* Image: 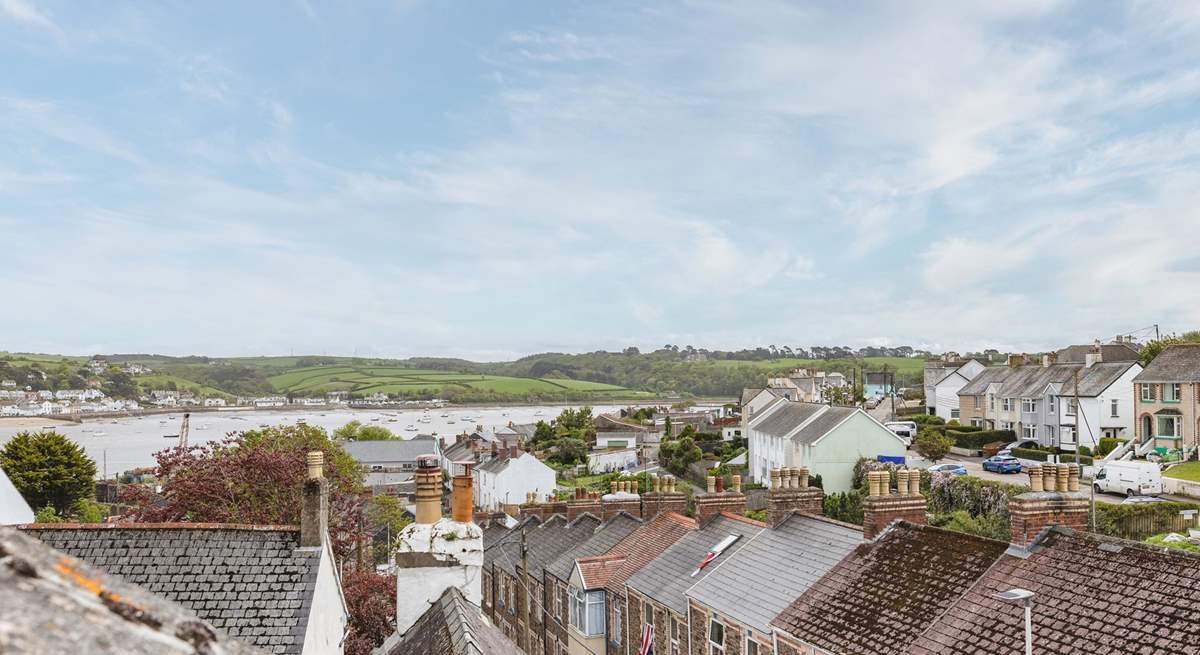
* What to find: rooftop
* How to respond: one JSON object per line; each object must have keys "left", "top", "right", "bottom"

{"left": 626, "top": 513, "right": 762, "bottom": 616}
{"left": 751, "top": 402, "right": 827, "bottom": 439}
{"left": 594, "top": 511, "right": 696, "bottom": 596}
{"left": 544, "top": 512, "right": 642, "bottom": 582}
{"left": 0, "top": 526, "right": 263, "bottom": 654}
{"left": 340, "top": 437, "right": 439, "bottom": 464}
{"left": 22, "top": 522, "right": 324, "bottom": 655}
{"left": 380, "top": 586, "right": 522, "bottom": 655}
{"left": 770, "top": 522, "right": 1008, "bottom": 655}
{"left": 1134, "top": 344, "right": 1200, "bottom": 383}
{"left": 688, "top": 512, "right": 860, "bottom": 634}
{"left": 905, "top": 526, "right": 1200, "bottom": 655}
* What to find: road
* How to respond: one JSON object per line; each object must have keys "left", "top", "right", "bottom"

{"left": 867, "top": 396, "right": 911, "bottom": 423}
{"left": 907, "top": 451, "right": 1194, "bottom": 506}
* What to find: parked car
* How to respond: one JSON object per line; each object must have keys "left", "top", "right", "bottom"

{"left": 865, "top": 396, "right": 882, "bottom": 409}
{"left": 884, "top": 421, "right": 918, "bottom": 446}
{"left": 928, "top": 463, "right": 968, "bottom": 476}
{"left": 1095, "top": 460, "right": 1163, "bottom": 497}
{"left": 982, "top": 455, "right": 1022, "bottom": 474}
{"left": 1121, "top": 496, "right": 1166, "bottom": 505}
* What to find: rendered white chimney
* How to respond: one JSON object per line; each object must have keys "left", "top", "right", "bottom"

{"left": 394, "top": 455, "right": 483, "bottom": 637}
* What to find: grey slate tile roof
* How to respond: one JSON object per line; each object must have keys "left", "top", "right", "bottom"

{"left": 958, "top": 365, "right": 1012, "bottom": 396}
{"left": 687, "top": 513, "right": 861, "bottom": 634}
{"left": 481, "top": 519, "right": 512, "bottom": 548}
{"left": 0, "top": 527, "right": 264, "bottom": 655}
{"left": 341, "top": 437, "right": 439, "bottom": 464}
{"left": 626, "top": 514, "right": 761, "bottom": 616}
{"left": 545, "top": 512, "right": 642, "bottom": 581}
{"left": 751, "top": 402, "right": 827, "bottom": 438}
{"left": 486, "top": 513, "right": 602, "bottom": 579}
{"left": 741, "top": 388, "right": 764, "bottom": 406}
{"left": 790, "top": 406, "right": 860, "bottom": 444}
{"left": 1057, "top": 343, "right": 1140, "bottom": 363}
{"left": 23, "top": 524, "right": 323, "bottom": 655}
{"left": 1134, "top": 344, "right": 1200, "bottom": 382}
{"left": 1059, "top": 361, "right": 1137, "bottom": 396}
{"left": 959, "top": 362, "right": 1134, "bottom": 399}
{"left": 382, "top": 586, "right": 522, "bottom": 655}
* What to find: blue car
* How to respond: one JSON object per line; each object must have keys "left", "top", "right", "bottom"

{"left": 982, "top": 455, "right": 1022, "bottom": 474}
{"left": 928, "top": 463, "right": 968, "bottom": 476}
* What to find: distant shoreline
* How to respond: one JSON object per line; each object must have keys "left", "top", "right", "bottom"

{"left": 0, "top": 416, "right": 78, "bottom": 429}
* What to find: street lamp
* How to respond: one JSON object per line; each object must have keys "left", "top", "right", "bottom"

{"left": 993, "top": 588, "right": 1035, "bottom": 655}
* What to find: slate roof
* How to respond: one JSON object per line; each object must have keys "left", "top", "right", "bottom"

{"left": 959, "top": 362, "right": 1134, "bottom": 399}
{"left": 23, "top": 523, "right": 324, "bottom": 655}
{"left": 596, "top": 512, "right": 696, "bottom": 596}
{"left": 1134, "top": 344, "right": 1200, "bottom": 383}
{"left": 688, "top": 513, "right": 860, "bottom": 634}
{"left": 751, "top": 402, "right": 827, "bottom": 438}
{"left": 486, "top": 513, "right": 602, "bottom": 580}
{"left": 480, "top": 519, "right": 512, "bottom": 548}
{"left": 382, "top": 586, "right": 522, "bottom": 655}
{"left": 741, "top": 388, "right": 764, "bottom": 406}
{"left": 545, "top": 512, "right": 642, "bottom": 582}
{"left": 442, "top": 442, "right": 475, "bottom": 463}
{"left": 905, "top": 526, "right": 1200, "bottom": 655}
{"left": 476, "top": 452, "right": 515, "bottom": 474}
{"left": 626, "top": 514, "right": 761, "bottom": 616}
{"left": 341, "top": 437, "right": 439, "bottom": 464}
{"left": 770, "top": 522, "right": 1008, "bottom": 655}
{"left": 790, "top": 406, "right": 861, "bottom": 445}
{"left": 1057, "top": 342, "right": 1140, "bottom": 363}
{"left": 0, "top": 527, "right": 263, "bottom": 655}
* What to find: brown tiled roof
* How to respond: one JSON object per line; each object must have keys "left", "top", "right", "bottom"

{"left": 598, "top": 511, "right": 695, "bottom": 595}
{"left": 905, "top": 526, "right": 1200, "bottom": 655}
{"left": 577, "top": 553, "right": 628, "bottom": 589}
{"left": 770, "top": 522, "right": 1007, "bottom": 655}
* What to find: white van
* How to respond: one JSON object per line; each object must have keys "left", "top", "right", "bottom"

{"left": 1094, "top": 461, "right": 1163, "bottom": 496}
{"left": 884, "top": 421, "right": 918, "bottom": 446}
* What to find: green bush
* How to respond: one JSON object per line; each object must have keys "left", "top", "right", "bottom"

{"left": 1096, "top": 437, "right": 1123, "bottom": 458}
{"left": 909, "top": 414, "right": 945, "bottom": 426}
{"left": 927, "top": 474, "right": 1027, "bottom": 519}
{"left": 1058, "top": 453, "right": 1093, "bottom": 465}
{"left": 744, "top": 509, "right": 767, "bottom": 522}
{"left": 951, "top": 429, "right": 1017, "bottom": 449}
{"left": 822, "top": 490, "right": 864, "bottom": 525}
{"left": 1011, "top": 447, "right": 1049, "bottom": 461}
{"left": 1078, "top": 445, "right": 1092, "bottom": 457}
{"left": 930, "top": 510, "right": 1011, "bottom": 541}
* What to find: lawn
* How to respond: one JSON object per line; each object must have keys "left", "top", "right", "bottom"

{"left": 1164, "top": 462, "right": 1200, "bottom": 482}
{"left": 264, "top": 364, "right": 639, "bottom": 398}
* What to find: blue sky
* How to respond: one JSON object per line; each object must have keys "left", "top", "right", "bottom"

{"left": 2, "top": 1, "right": 1199, "bottom": 360}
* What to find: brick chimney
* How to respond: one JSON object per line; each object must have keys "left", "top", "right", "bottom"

{"left": 1007, "top": 353, "right": 1028, "bottom": 368}
{"left": 1009, "top": 464, "right": 1087, "bottom": 548}
{"left": 642, "top": 474, "right": 687, "bottom": 519}
{"left": 509, "top": 445, "right": 521, "bottom": 459}
{"left": 766, "top": 467, "right": 823, "bottom": 526}
{"left": 862, "top": 468, "right": 927, "bottom": 540}
{"left": 299, "top": 451, "right": 328, "bottom": 548}
{"left": 395, "top": 454, "right": 484, "bottom": 637}
{"left": 1042, "top": 352, "right": 1057, "bottom": 368}
{"left": 566, "top": 487, "right": 602, "bottom": 520}
{"left": 694, "top": 474, "right": 746, "bottom": 525}
{"left": 601, "top": 480, "right": 643, "bottom": 519}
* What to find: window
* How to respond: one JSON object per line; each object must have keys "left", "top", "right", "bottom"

{"left": 709, "top": 618, "right": 725, "bottom": 655}
{"left": 499, "top": 576, "right": 507, "bottom": 609}
{"left": 1024, "top": 425, "right": 1036, "bottom": 440}
{"left": 1063, "top": 426, "right": 1075, "bottom": 443}
{"left": 974, "top": 396, "right": 981, "bottom": 409}
{"left": 1022, "top": 399, "right": 1037, "bottom": 413}
{"left": 644, "top": 602, "right": 653, "bottom": 626}
{"left": 670, "top": 617, "right": 681, "bottom": 655}
{"left": 1141, "top": 384, "right": 1154, "bottom": 402}
{"left": 1111, "top": 399, "right": 1119, "bottom": 418}
{"left": 1048, "top": 396, "right": 1056, "bottom": 413}
{"left": 1002, "top": 398, "right": 1014, "bottom": 412}
{"left": 1165, "top": 383, "right": 1182, "bottom": 402}
{"left": 971, "top": 418, "right": 985, "bottom": 427}
{"left": 555, "top": 583, "right": 563, "bottom": 620}
{"left": 989, "top": 394, "right": 995, "bottom": 410}
{"left": 951, "top": 408, "right": 960, "bottom": 420}
{"left": 1158, "top": 416, "right": 1181, "bottom": 437}
{"left": 1047, "top": 426, "right": 1056, "bottom": 439}
{"left": 1066, "top": 399, "right": 1077, "bottom": 416}
{"left": 746, "top": 630, "right": 760, "bottom": 655}
{"left": 1000, "top": 421, "right": 1013, "bottom": 430}
{"left": 568, "top": 588, "right": 605, "bottom": 636}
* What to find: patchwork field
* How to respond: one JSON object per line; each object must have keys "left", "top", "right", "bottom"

{"left": 267, "top": 365, "right": 649, "bottom": 398}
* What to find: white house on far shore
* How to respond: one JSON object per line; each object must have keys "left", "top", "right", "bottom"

{"left": 473, "top": 450, "right": 555, "bottom": 510}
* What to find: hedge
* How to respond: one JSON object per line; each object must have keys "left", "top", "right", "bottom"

{"left": 927, "top": 474, "right": 1028, "bottom": 519}
{"left": 1011, "top": 447, "right": 1049, "bottom": 461}
{"left": 951, "top": 429, "right": 1016, "bottom": 449}
{"left": 1096, "top": 437, "right": 1123, "bottom": 458}
{"left": 897, "top": 406, "right": 929, "bottom": 417}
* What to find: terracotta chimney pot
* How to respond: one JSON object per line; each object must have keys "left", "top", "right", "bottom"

{"left": 1056, "top": 463, "right": 1070, "bottom": 492}
{"left": 896, "top": 469, "right": 909, "bottom": 496}
{"left": 1028, "top": 464, "right": 1043, "bottom": 492}
{"left": 306, "top": 451, "right": 324, "bottom": 480}
{"left": 770, "top": 468, "right": 782, "bottom": 490}
{"left": 1068, "top": 465, "right": 1081, "bottom": 492}
{"left": 798, "top": 467, "right": 810, "bottom": 489}
{"left": 706, "top": 476, "right": 716, "bottom": 493}
{"left": 908, "top": 468, "right": 921, "bottom": 496}
{"left": 732, "top": 474, "right": 742, "bottom": 493}
{"left": 414, "top": 455, "right": 442, "bottom": 525}
{"left": 1041, "top": 465, "right": 1056, "bottom": 492}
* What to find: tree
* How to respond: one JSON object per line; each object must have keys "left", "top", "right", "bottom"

{"left": 335, "top": 421, "right": 396, "bottom": 441}
{"left": 913, "top": 429, "right": 954, "bottom": 463}
{"left": 659, "top": 436, "right": 701, "bottom": 476}
{"left": 1141, "top": 331, "right": 1200, "bottom": 366}
{"left": 531, "top": 420, "right": 555, "bottom": 447}
{"left": 550, "top": 437, "right": 588, "bottom": 466}
{"left": 0, "top": 431, "right": 97, "bottom": 515}
{"left": 342, "top": 570, "right": 397, "bottom": 655}
{"left": 119, "top": 423, "right": 367, "bottom": 560}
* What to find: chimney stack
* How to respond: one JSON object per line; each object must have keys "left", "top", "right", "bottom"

{"left": 414, "top": 454, "right": 442, "bottom": 525}
{"left": 600, "top": 477, "right": 642, "bottom": 519}
{"left": 695, "top": 473, "right": 746, "bottom": 525}
{"left": 1008, "top": 463, "right": 1087, "bottom": 548}
{"left": 1042, "top": 352, "right": 1057, "bottom": 368}
{"left": 300, "top": 451, "right": 328, "bottom": 548}
{"left": 643, "top": 474, "right": 686, "bottom": 519}
{"left": 767, "top": 467, "right": 823, "bottom": 526}
{"left": 567, "top": 488, "right": 602, "bottom": 521}
{"left": 452, "top": 462, "right": 474, "bottom": 523}
{"left": 862, "top": 467, "right": 927, "bottom": 540}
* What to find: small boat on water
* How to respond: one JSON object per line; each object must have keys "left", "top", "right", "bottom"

{"left": 110, "top": 420, "right": 119, "bottom": 424}
{"left": 92, "top": 431, "right": 106, "bottom": 437}
{"left": 440, "top": 413, "right": 449, "bottom": 418}
{"left": 404, "top": 425, "right": 417, "bottom": 432}
{"left": 159, "top": 420, "right": 168, "bottom": 426}
{"left": 387, "top": 418, "right": 398, "bottom": 423}
{"left": 297, "top": 418, "right": 307, "bottom": 424}
{"left": 534, "top": 411, "right": 545, "bottom": 416}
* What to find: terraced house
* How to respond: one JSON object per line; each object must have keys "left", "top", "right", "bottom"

{"left": 1132, "top": 344, "right": 1200, "bottom": 456}
{"left": 957, "top": 347, "right": 1141, "bottom": 451}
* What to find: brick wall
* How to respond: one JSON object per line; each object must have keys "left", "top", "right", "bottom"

{"left": 694, "top": 492, "right": 747, "bottom": 525}
{"left": 688, "top": 600, "right": 709, "bottom": 655}
{"left": 602, "top": 499, "right": 642, "bottom": 519}
{"left": 544, "top": 574, "right": 570, "bottom": 655}
{"left": 642, "top": 492, "right": 688, "bottom": 519}
{"left": 862, "top": 494, "right": 927, "bottom": 540}
{"left": 766, "top": 488, "right": 823, "bottom": 526}
{"left": 1009, "top": 491, "right": 1088, "bottom": 547}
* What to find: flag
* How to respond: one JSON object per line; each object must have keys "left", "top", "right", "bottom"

{"left": 638, "top": 622, "right": 655, "bottom": 655}
{"left": 691, "top": 551, "right": 717, "bottom": 576}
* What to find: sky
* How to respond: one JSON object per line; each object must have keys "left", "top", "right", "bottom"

{"left": 2, "top": 0, "right": 1200, "bottom": 361}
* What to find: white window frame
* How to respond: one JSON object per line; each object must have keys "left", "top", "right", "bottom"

{"left": 1047, "top": 425, "right": 1056, "bottom": 439}
{"left": 1141, "top": 384, "right": 1153, "bottom": 402}
{"left": 612, "top": 602, "right": 622, "bottom": 645}
{"left": 1165, "top": 383, "right": 1182, "bottom": 402}
{"left": 1023, "top": 425, "right": 1037, "bottom": 440}
{"left": 951, "top": 408, "right": 960, "bottom": 420}
{"left": 709, "top": 617, "right": 725, "bottom": 655}
{"left": 1002, "top": 398, "right": 1014, "bottom": 412}
{"left": 1066, "top": 399, "right": 1077, "bottom": 416}
{"left": 1022, "top": 399, "right": 1037, "bottom": 413}
{"left": 1048, "top": 396, "right": 1056, "bottom": 413}
{"left": 1110, "top": 398, "right": 1119, "bottom": 418}
{"left": 1158, "top": 415, "right": 1181, "bottom": 437}
{"left": 670, "top": 617, "right": 680, "bottom": 655}
{"left": 974, "top": 396, "right": 980, "bottom": 409}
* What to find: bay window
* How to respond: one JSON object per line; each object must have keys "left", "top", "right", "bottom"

{"left": 1158, "top": 416, "right": 1181, "bottom": 438}
{"left": 569, "top": 587, "right": 605, "bottom": 636}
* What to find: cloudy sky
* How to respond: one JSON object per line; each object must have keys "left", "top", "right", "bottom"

{"left": 3, "top": 1, "right": 1199, "bottom": 360}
